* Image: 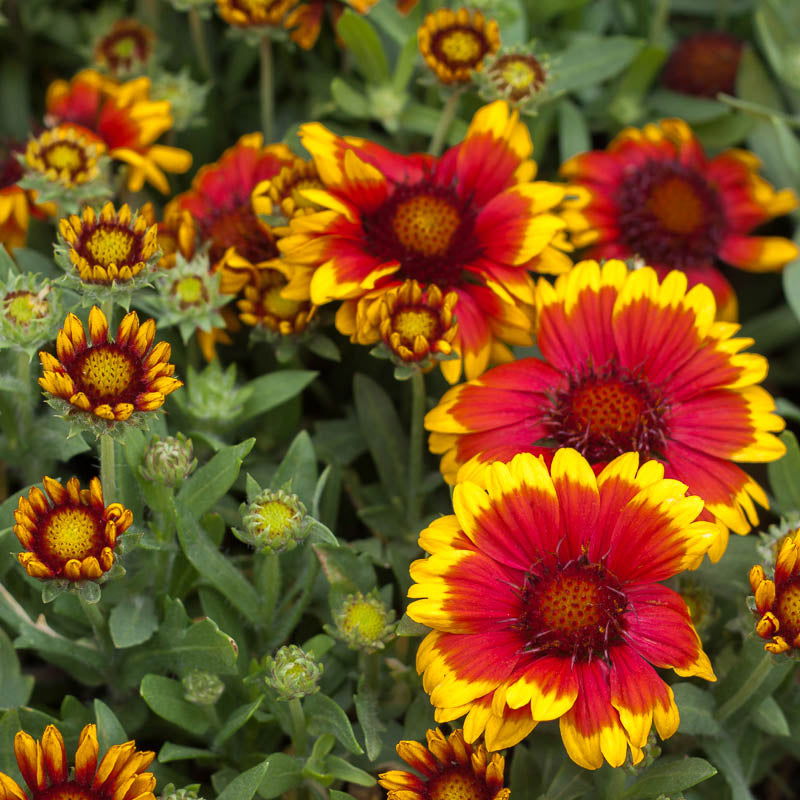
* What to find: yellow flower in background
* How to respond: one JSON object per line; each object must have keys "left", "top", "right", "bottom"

{"left": 23, "top": 125, "right": 106, "bottom": 189}
{"left": 216, "top": 0, "right": 299, "bottom": 28}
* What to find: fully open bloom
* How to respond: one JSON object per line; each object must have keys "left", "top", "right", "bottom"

{"left": 560, "top": 119, "right": 798, "bottom": 318}
{"left": 39, "top": 306, "right": 182, "bottom": 424}
{"left": 662, "top": 32, "right": 743, "bottom": 98}
{"left": 378, "top": 728, "right": 509, "bottom": 800}
{"left": 14, "top": 476, "right": 132, "bottom": 581}
{"left": 408, "top": 449, "right": 716, "bottom": 768}
{"left": 0, "top": 723, "right": 156, "bottom": 800}
{"left": 45, "top": 69, "right": 191, "bottom": 193}
{"left": 279, "top": 100, "right": 571, "bottom": 382}
{"left": 0, "top": 140, "right": 33, "bottom": 249}
{"left": 750, "top": 528, "right": 800, "bottom": 654}
{"left": 216, "top": 0, "right": 298, "bottom": 27}
{"left": 426, "top": 260, "right": 785, "bottom": 561}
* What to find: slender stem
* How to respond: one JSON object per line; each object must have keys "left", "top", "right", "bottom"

{"left": 15, "top": 351, "right": 33, "bottom": 442}
{"left": 139, "top": 0, "right": 160, "bottom": 29}
{"left": 428, "top": 89, "right": 462, "bottom": 156}
{"left": 188, "top": 8, "right": 212, "bottom": 78}
{"left": 406, "top": 370, "right": 426, "bottom": 531}
{"left": 717, "top": 651, "right": 774, "bottom": 722}
{"left": 259, "top": 34, "right": 275, "bottom": 142}
{"left": 288, "top": 697, "right": 308, "bottom": 756}
{"left": 360, "top": 650, "right": 380, "bottom": 696}
{"left": 79, "top": 593, "right": 107, "bottom": 641}
{"left": 100, "top": 434, "right": 117, "bottom": 503}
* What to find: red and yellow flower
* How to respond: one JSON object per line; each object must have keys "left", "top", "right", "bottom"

{"left": 216, "top": 0, "right": 298, "bottom": 28}
{"left": 23, "top": 125, "right": 106, "bottom": 189}
{"left": 408, "top": 449, "right": 716, "bottom": 768}
{"left": 93, "top": 18, "right": 155, "bottom": 77}
{"left": 0, "top": 723, "right": 156, "bottom": 800}
{"left": 39, "top": 306, "right": 183, "bottom": 424}
{"left": 13, "top": 476, "right": 132, "bottom": 582}
{"left": 378, "top": 728, "right": 509, "bottom": 800}
{"left": 750, "top": 528, "right": 800, "bottom": 654}
{"left": 560, "top": 118, "right": 798, "bottom": 319}
{"left": 662, "top": 32, "right": 743, "bottom": 98}
{"left": 426, "top": 260, "right": 785, "bottom": 561}
{"left": 0, "top": 140, "right": 34, "bottom": 249}
{"left": 237, "top": 265, "right": 316, "bottom": 335}
{"left": 279, "top": 100, "right": 571, "bottom": 382}
{"left": 45, "top": 69, "right": 192, "bottom": 193}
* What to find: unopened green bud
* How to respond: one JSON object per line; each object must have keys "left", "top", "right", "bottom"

{"left": 159, "top": 784, "right": 204, "bottom": 800}
{"left": 140, "top": 433, "right": 197, "bottom": 488}
{"left": 150, "top": 68, "right": 211, "bottom": 131}
{"left": 265, "top": 645, "right": 323, "bottom": 700}
{"left": 239, "top": 489, "right": 311, "bottom": 553}
{"left": 166, "top": 0, "right": 216, "bottom": 15}
{"left": 333, "top": 591, "right": 395, "bottom": 653}
{"left": 182, "top": 669, "right": 225, "bottom": 705}
{"left": 0, "top": 273, "right": 62, "bottom": 358}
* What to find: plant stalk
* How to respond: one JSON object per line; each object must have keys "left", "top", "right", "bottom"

{"left": 79, "top": 593, "right": 107, "bottom": 644}
{"left": 288, "top": 697, "right": 308, "bottom": 756}
{"left": 188, "top": 8, "right": 212, "bottom": 78}
{"left": 259, "top": 34, "right": 275, "bottom": 142}
{"left": 15, "top": 351, "right": 33, "bottom": 444}
{"left": 100, "top": 433, "right": 117, "bottom": 503}
{"left": 717, "top": 651, "right": 774, "bottom": 722}
{"left": 428, "top": 89, "right": 462, "bottom": 156}
{"left": 406, "top": 370, "right": 426, "bottom": 530}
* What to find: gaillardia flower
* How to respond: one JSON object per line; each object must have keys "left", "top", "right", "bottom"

{"left": 426, "top": 260, "right": 785, "bottom": 561}
{"left": 560, "top": 118, "right": 798, "bottom": 318}
{"left": 0, "top": 723, "right": 156, "bottom": 800}
{"left": 378, "top": 728, "right": 509, "bottom": 800}
{"left": 93, "top": 18, "right": 156, "bottom": 77}
{"left": 14, "top": 476, "right": 132, "bottom": 581}
{"left": 237, "top": 266, "right": 315, "bottom": 336}
{"left": 39, "top": 306, "right": 182, "bottom": 425}
{"left": 0, "top": 139, "right": 33, "bottom": 249}
{"left": 22, "top": 125, "right": 106, "bottom": 190}
{"left": 662, "top": 32, "right": 743, "bottom": 98}
{"left": 750, "top": 528, "right": 800, "bottom": 654}
{"left": 216, "top": 0, "right": 298, "bottom": 28}
{"left": 418, "top": 8, "right": 500, "bottom": 84}
{"left": 483, "top": 49, "right": 550, "bottom": 108}
{"left": 279, "top": 100, "right": 570, "bottom": 382}
{"left": 45, "top": 69, "right": 192, "bottom": 193}
{"left": 408, "top": 449, "right": 716, "bottom": 768}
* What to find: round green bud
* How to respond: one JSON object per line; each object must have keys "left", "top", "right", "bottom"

{"left": 240, "top": 489, "right": 311, "bottom": 553}
{"left": 159, "top": 785, "right": 204, "bottom": 800}
{"left": 333, "top": 591, "right": 396, "bottom": 653}
{"left": 265, "top": 645, "right": 323, "bottom": 701}
{"left": 140, "top": 433, "right": 197, "bottom": 488}
{"left": 182, "top": 669, "right": 225, "bottom": 705}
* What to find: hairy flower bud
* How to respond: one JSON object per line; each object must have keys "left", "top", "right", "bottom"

{"left": 239, "top": 489, "right": 311, "bottom": 553}
{"left": 141, "top": 433, "right": 197, "bottom": 488}
{"left": 333, "top": 591, "right": 396, "bottom": 653}
{"left": 182, "top": 669, "right": 225, "bottom": 705}
{"left": 264, "top": 645, "right": 323, "bottom": 700}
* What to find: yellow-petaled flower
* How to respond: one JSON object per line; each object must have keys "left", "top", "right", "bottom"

{"left": 418, "top": 8, "right": 500, "bottom": 84}
{"left": 0, "top": 723, "right": 156, "bottom": 800}
{"left": 256, "top": 159, "right": 325, "bottom": 236}
{"left": 39, "top": 306, "right": 182, "bottom": 426}
{"left": 23, "top": 125, "right": 106, "bottom": 188}
{"left": 482, "top": 49, "right": 550, "bottom": 109}
{"left": 378, "top": 728, "right": 509, "bottom": 800}
{"left": 93, "top": 18, "right": 155, "bottom": 77}
{"left": 148, "top": 201, "right": 198, "bottom": 270}
{"left": 237, "top": 266, "right": 316, "bottom": 335}
{"left": 750, "top": 529, "right": 800, "bottom": 654}
{"left": 58, "top": 202, "right": 158, "bottom": 285}
{"left": 216, "top": 0, "right": 298, "bottom": 27}
{"left": 13, "top": 476, "right": 132, "bottom": 582}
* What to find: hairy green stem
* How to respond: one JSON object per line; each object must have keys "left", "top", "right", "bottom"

{"left": 406, "top": 371, "right": 426, "bottom": 530}
{"left": 188, "top": 8, "right": 212, "bottom": 77}
{"left": 259, "top": 35, "right": 275, "bottom": 143}
{"left": 717, "top": 651, "right": 774, "bottom": 722}
{"left": 288, "top": 697, "right": 308, "bottom": 756}
{"left": 79, "top": 593, "right": 107, "bottom": 647}
{"left": 15, "top": 351, "right": 33, "bottom": 444}
{"left": 428, "top": 89, "right": 462, "bottom": 156}
{"left": 100, "top": 434, "right": 117, "bottom": 503}
{"left": 360, "top": 649, "right": 380, "bottom": 696}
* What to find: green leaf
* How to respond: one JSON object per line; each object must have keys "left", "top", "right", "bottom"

{"left": 783, "top": 260, "right": 800, "bottom": 323}
{"left": 558, "top": 99, "right": 590, "bottom": 161}
{"left": 213, "top": 697, "right": 264, "bottom": 748}
{"left": 139, "top": 674, "right": 210, "bottom": 734}
{"left": 673, "top": 683, "right": 721, "bottom": 737}
{"left": 393, "top": 34, "right": 419, "bottom": 93}
{"left": 304, "top": 692, "right": 364, "bottom": 754}
{"left": 621, "top": 757, "right": 717, "bottom": 799}
{"left": 257, "top": 753, "right": 304, "bottom": 799}
{"left": 323, "top": 755, "right": 375, "bottom": 787}
{"left": 649, "top": 89, "right": 729, "bottom": 123}
{"left": 736, "top": 45, "right": 783, "bottom": 111}
{"left": 331, "top": 78, "right": 370, "bottom": 117}
{"left": 549, "top": 35, "right": 644, "bottom": 94}
{"left": 271, "top": 430, "right": 318, "bottom": 506}
{"left": 177, "top": 438, "right": 255, "bottom": 519}
{"left": 176, "top": 506, "right": 263, "bottom": 624}
{"left": 158, "top": 743, "right": 217, "bottom": 763}
{"left": 0, "top": 627, "right": 33, "bottom": 709}
{"left": 93, "top": 700, "right": 128, "bottom": 752}
{"left": 336, "top": 11, "right": 389, "bottom": 84}
{"left": 396, "top": 612, "right": 429, "bottom": 637}
{"left": 329, "top": 792, "right": 359, "bottom": 800}
{"left": 238, "top": 370, "right": 317, "bottom": 422}
{"left": 217, "top": 757, "right": 271, "bottom": 800}
{"left": 0, "top": 245, "right": 17, "bottom": 280}
{"left": 767, "top": 431, "right": 800, "bottom": 513}
{"left": 355, "top": 685, "right": 384, "bottom": 761}
{"left": 109, "top": 595, "right": 158, "bottom": 649}
{"left": 752, "top": 694, "right": 790, "bottom": 736}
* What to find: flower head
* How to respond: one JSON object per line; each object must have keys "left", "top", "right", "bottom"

{"left": 141, "top": 433, "right": 197, "bottom": 488}
{"left": 480, "top": 46, "right": 551, "bottom": 112}
{"left": 662, "top": 32, "right": 743, "bottom": 98}
{"left": 216, "top": 0, "right": 298, "bottom": 28}
{"left": 237, "top": 266, "right": 316, "bottom": 337}
{"left": 93, "top": 18, "right": 156, "bottom": 77}
{"left": 265, "top": 644, "right": 323, "bottom": 700}
{"left": 0, "top": 723, "right": 155, "bottom": 800}
{"left": 560, "top": 118, "right": 798, "bottom": 318}
{"left": 750, "top": 528, "right": 800, "bottom": 654}
{"left": 238, "top": 488, "right": 311, "bottom": 553}
{"left": 426, "top": 260, "right": 785, "bottom": 561}
{"left": 379, "top": 728, "right": 509, "bottom": 800}
{"left": 45, "top": 69, "right": 192, "bottom": 193}
{"left": 39, "top": 306, "right": 183, "bottom": 431}
{"left": 0, "top": 139, "right": 34, "bottom": 249}
{"left": 13, "top": 476, "right": 132, "bottom": 582}
{"left": 183, "top": 669, "right": 226, "bottom": 705}
{"left": 409, "top": 449, "right": 716, "bottom": 767}
{"left": 0, "top": 274, "right": 61, "bottom": 358}
{"left": 418, "top": 8, "right": 500, "bottom": 85}
{"left": 333, "top": 591, "right": 395, "bottom": 652}
{"left": 279, "top": 101, "right": 571, "bottom": 382}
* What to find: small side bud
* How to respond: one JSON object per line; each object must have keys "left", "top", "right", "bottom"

{"left": 238, "top": 489, "right": 311, "bottom": 553}
{"left": 141, "top": 433, "right": 197, "bottom": 489}
{"left": 264, "top": 645, "right": 323, "bottom": 701}
{"left": 182, "top": 669, "right": 225, "bottom": 705}
{"left": 332, "top": 591, "right": 396, "bottom": 653}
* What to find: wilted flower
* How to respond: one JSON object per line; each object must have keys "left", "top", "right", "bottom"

{"left": 264, "top": 644, "right": 323, "bottom": 700}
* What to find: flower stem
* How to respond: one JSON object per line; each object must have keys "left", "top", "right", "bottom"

{"left": 717, "top": 650, "right": 774, "bottom": 722}
{"left": 100, "top": 433, "right": 117, "bottom": 503}
{"left": 259, "top": 34, "right": 275, "bottom": 143}
{"left": 188, "top": 8, "right": 212, "bottom": 78}
{"left": 406, "top": 370, "right": 426, "bottom": 531}
{"left": 15, "top": 351, "right": 33, "bottom": 442}
{"left": 428, "top": 89, "right": 462, "bottom": 156}
{"left": 360, "top": 649, "right": 381, "bottom": 696}
{"left": 288, "top": 697, "right": 308, "bottom": 756}
{"left": 79, "top": 593, "right": 107, "bottom": 641}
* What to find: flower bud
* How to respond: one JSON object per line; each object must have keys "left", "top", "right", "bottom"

{"left": 0, "top": 273, "right": 61, "bottom": 359}
{"left": 182, "top": 669, "right": 225, "bottom": 705}
{"left": 159, "top": 784, "right": 204, "bottom": 800}
{"left": 239, "top": 489, "right": 311, "bottom": 553}
{"left": 333, "top": 591, "right": 396, "bottom": 653}
{"left": 140, "top": 433, "right": 197, "bottom": 488}
{"left": 264, "top": 645, "right": 323, "bottom": 701}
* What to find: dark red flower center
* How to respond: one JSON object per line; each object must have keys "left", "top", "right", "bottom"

{"left": 76, "top": 222, "right": 144, "bottom": 270}
{"left": 775, "top": 578, "right": 800, "bottom": 645}
{"left": 41, "top": 141, "right": 90, "bottom": 179}
{"left": 363, "top": 185, "right": 479, "bottom": 287}
{"left": 71, "top": 343, "right": 144, "bottom": 405}
{"left": 427, "top": 765, "right": 491, "bottom": 800}
{"left": 204, "top": 205, "right": 277, "bottom": 265}
{"left": 36, "top": 506, "right": 104, "bottom": 572}
{"left": 99, "top": 28, "right": 150, "bottom": 72}
{"left": 489, "top": 54, "right": 547, "bottom": 102}
{"left": 431, "top": 26, "right": 490, "bottom": 70}
{"left": 518, "top": 558, "right": 628, "bottom": 660}
{"left": 615, "top": 160, "right": 726, "bottom": 269}
{"left": 543, "top": 364, "right": 667, "bottom": 463}
{"left": 663, "top": 31, "right": 743, "bottom": 98}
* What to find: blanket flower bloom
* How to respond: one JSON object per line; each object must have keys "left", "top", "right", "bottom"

{"left": 93, "top": 18, "right": 155, "bottom": 77}
{"left": 13, "top": 476, "right": 133, "bottom": 582}
{"left": 0, "top": 723, "right": 156, "bottom": 800}
{"left": 378, "top": 728, "right": 509, "bottom": 800}
{"left": 425, "top": 260, "right": 785, "bottom": 561}
{"left": 0, "top": 140, "right": 33, "bottom": 249}
{"left": 45, "top": 69, "right": 192, "bottom": 193}
{"left": 279, "top": 100, "right": 571, "bottom": 382}
{"left": 23, "top": 125, "right": 106, "bottom": 189}
{"left": 750, "top": 528, "right": 800, "bottom": 654}
{"left": 39, "top": 306, "right": 182, "bottom": 425}
{"left": 560, "top": 119, "right": 798, "bottom": 318}
{"left": 408, "top": 449, "right": 716, "bottom": 768}
{"left": 216, "top": 0, "right": 298, "bottom": 28}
